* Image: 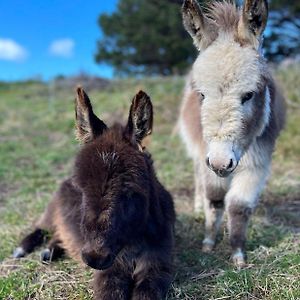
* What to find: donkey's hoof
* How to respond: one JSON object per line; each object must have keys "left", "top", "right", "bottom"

{"left": 13, "top": 247, "right": 25, "bottom": 258}
{"left": 232, "top": 252, "right": 247, "bottom": 269}
{"left": 40, "top": 248, "right": 52, "bottom": 262}
{"left": 202, "top": 238, "right": 214, "bottom": 253}
{"left": 202, "top": 244, "right": 213, "bottom": 253}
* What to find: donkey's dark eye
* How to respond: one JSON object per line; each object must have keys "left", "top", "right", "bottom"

{"left": 241, "top": 92, "right": 254, "bottom": 104}
{"left": 200, "top": 93, "right": 205, "bottom": 100}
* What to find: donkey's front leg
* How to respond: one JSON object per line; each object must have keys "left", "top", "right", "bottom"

{"left": 13, "top": 228, "right": 47, "bottom": 258}
{"left": 227, "top": 202, "right": 253, "bottom": 268}
{"left": 225, "top": 166, "right": 269, "bottom": 268}
{"left": 40, "top": 236, "right": 65, "bottom": 262}
{"left": 202, "top": 171, "right": 228, "bottom": 253}
{"left": 202, "top": 193, "right": 225, "bottom": 253}
{"left": 194, "top": 159, "right": 204, "bottom": 213}
{"left": 93, "top": 267, "right": 132, "bottom": 300}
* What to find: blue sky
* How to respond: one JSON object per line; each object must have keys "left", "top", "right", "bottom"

{"left": 0, "top": 0, "right": 118, "bottom": 81}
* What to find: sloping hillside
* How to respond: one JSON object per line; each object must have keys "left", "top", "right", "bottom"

{"left": 0, "top": 69, "right": 299, "bottom": 299}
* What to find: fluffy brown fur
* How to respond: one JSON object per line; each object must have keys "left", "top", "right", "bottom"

{"left": 14, "top": 88, "right": 175, "bottom": 300}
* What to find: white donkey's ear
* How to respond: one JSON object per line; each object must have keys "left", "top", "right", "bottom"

{"left": 237, "top": 0, "right": 268, "bottom": 49}
{"left": 182, "top": 0, "right": 216, "bottom": 50}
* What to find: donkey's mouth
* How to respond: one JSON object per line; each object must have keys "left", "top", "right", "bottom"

{"left": 214, "top": 169, "right": 233, "bottom": 178}
{"left": 81, "top": 252, "right": 115, "bottom": 270}
{"left": 206, "top": 164, "right": 234, "bottom": 178}
{"left": 95, "top": 254, "right": 115, "bottom": 270}
{"left": 205, "top": 156, "right": 238, "bottom": 178}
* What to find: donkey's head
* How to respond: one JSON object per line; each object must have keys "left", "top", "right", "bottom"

{"left": 183, "top": 0, "right": 271, "bottom": 177}
{"left": 73, "top": 88, "right": 153, "bottom": 270}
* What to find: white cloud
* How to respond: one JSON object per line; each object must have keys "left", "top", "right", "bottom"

{"left": 49, "top": 38, "right": 74, "bottom": 58}
{"left": 0, "top": 38, "right": 28, "bottom": 61}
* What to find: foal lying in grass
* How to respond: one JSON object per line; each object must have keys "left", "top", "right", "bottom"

{"left": 14, "top": 88, "right": 175, "bottom": 300}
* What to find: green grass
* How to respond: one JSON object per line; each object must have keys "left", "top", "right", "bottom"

{"left": 0, "top": 69, "right": 299, "bottom": 299}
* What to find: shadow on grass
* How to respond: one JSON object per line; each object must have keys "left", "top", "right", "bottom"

{"left": 261, "top": 189, "right": 300, "bottom": 232}
{"left": 168, "top": 198, "right": 298, "bottom": 300}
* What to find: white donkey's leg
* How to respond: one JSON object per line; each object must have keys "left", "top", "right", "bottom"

{"left": 225, "top": 163, "right": 270, "bottom": 267}
{"left": 194, "top": 159, "right": 204, "bottom": 213}
{"left": 202, "top": 170, "right": 229, "bottom": 252}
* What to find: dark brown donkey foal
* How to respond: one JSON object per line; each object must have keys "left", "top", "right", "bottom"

{"left": 14, "top": 88, "right": 175, "bottom": 300}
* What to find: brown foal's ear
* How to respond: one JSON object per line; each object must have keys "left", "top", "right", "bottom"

{"left": 75, "top": 87, "right": 107, "bottom": 143}
{"left": 182, "top": 0, "right": 217, "bottom": 50}
{"left": 237, "top": 0, "right": 268, "bottom": 48}
{"left": 126, "top": 90, "right": 153, "bottom": 144}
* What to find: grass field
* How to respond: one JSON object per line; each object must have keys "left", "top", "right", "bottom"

{"left": 0, "top": 66, "right": 299, "bottom": 299}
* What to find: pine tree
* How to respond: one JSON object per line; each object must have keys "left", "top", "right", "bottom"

{"left": 95, "top": 0, "right": 197, "bottom": 76}
{"left": 95, "top": 0, "right": 300, "bottom": 75}
{"left": 265, "top": 0, "right": 300, "bottom": 62}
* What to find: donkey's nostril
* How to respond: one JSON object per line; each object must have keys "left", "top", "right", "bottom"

{"left": 99, "top": 254, "right": 114, "bottom": 270}
{"left": 206, "top": 157, "right": 210, "bottom": 168}
{"left": 81, "top": 252, "right": 92, "bottom": 266}
{"left": 227, "top": 159, "right": 233, "bottom": 170}
{"left": 81, "top": 251, "right": 114, "bottom": 270}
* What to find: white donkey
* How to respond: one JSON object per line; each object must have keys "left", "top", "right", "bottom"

{"left": 179, "top": 0, "right": 285, "bottom": 267}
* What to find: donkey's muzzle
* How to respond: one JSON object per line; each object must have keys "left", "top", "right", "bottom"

{"left": 81, "top": 250, "right": 114, "bottom": 270}
{"left": 206, "top": 156, "right": 237, "bottom": 177}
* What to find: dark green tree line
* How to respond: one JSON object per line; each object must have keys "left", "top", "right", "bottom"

{"left": 95, "top": 0, "right": 197, "bottom": 76}
{"left": 264, "top": 0, "right": 300, "bottom": 62}
{"left": 95, "top": 0, "right": 300, "bottom": 76}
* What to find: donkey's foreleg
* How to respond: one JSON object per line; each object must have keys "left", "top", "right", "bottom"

{"left": 194, "top": 159, "right": 204, "bottom": 213}
{"left": 40, "top": 236, "right": 65, "bottom": 262}
{"left": 13, "top": 199, "right": 55, "bottom": 258}
{"left": 227, "top": 203, "right": 252, "bottom": 268}
{"left": 13, "top": 228, "right": 47, "bottom": 258}
{"left": 202, "top": 183, "right": 226, "bottom": 253}
{"left": 226, "top": 166, "right": 269, "bottom": 268}
{"left": 203, "top": 200, "right": 224, "bottom": 253}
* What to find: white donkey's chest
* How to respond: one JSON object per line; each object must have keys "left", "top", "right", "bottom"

{"left": 236, "top": 139, "right": 271, "bottom": 172}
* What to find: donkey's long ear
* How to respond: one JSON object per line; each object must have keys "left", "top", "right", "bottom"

{"left": 75, "top": 87, "right": 107, "bottom": 143}
{"left": 182, "top": 0, "right": 216, "bottom": 50}
{"left": 237, "top": 0, "right": 268, "bottom": 48}
{"left": 126, "top": 91, "right": 153, "bottom": 144}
